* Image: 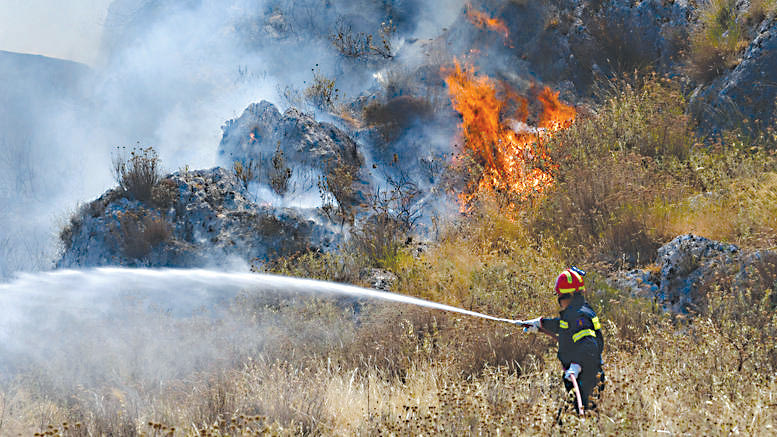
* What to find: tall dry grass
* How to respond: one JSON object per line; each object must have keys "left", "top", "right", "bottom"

{"left": 27, "top": 72, "right": 777, "bottom": 435}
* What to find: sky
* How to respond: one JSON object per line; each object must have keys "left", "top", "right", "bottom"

{"left": 0, "top": 0, "right": 111, "bottom": 65}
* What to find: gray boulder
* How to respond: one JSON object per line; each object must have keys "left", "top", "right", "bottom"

{"left": 58, "top": 167, "right": 337, "bottom": 268}
{"left": 611, "top": 234, "right": 741, "bottom": 312}
{"left": 217, "top": 101, "right": 364, "bottom": 201}
{"left": 655, "top": 234, "right": 740, "bottom": 311}
{"left": 693, "top": 18, "right": 777, "bottom": 131}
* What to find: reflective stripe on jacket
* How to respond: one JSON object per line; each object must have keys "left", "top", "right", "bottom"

{"left": 540, "top": 294, "right": 604, "bottom": 367}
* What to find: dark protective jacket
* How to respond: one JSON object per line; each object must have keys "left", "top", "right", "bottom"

{"left": 540, "top": 294, "right": 604, "bottom": 366}
{"left": 540, "top": 294, "right": 605, "bottom": 407}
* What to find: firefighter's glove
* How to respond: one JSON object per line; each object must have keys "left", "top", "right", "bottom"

{"left": 564, "top": 363, "right": 582, "bottom": 381}
{"left": 519, "top": 317, "right": 542, "bottom": 333}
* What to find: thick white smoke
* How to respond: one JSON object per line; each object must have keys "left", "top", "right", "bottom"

{"left": 0, "top": 0, "right": 468, "bottom": 278}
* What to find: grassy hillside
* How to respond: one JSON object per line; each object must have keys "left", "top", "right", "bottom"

{"left": 4, "top": 75, "right": 776, "bottom": 435}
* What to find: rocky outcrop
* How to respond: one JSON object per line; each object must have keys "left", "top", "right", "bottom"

{"left": 693, "top": 18, "right": 777, "bottom": 131}
{"left": 218, "top": 101, "right": 364, "bottom": 201}
{"left": 58, "top": 167, "right": 337, "bottom": 268}
{"left": 440, "top": 0, "right": 692, "bottom": 91}
{"left": 611, "top": 234, "right": 759, "bottom": 312}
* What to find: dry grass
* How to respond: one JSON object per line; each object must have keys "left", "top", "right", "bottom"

{"left": 527, "top": 76, "right": 696, "bottom": 267}
{"left": 688, "top": 0, "right": 750, "bottom": 82}
{"left": 9, "top": 301, "right": 776, "bottom": 435}
{"left": 112, "top": 146, "right": 163, "bottom": 202}
{"left": 29, "top": 72, "right": 777, "bottom": 435}
{"left": 110, "top": 208, "right": 172, "bottom": 260}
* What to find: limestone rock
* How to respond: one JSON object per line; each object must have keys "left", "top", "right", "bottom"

{"left": 217, "top": 101, "right": 364, "bottom": 201}
{"left": 58, "top": 167, "right": 337, "bottom": 268}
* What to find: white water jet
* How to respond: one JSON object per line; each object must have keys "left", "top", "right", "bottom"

{"left": 0, "top": 267, "right": 516, "bottom": 323}
{"left": 0, "top": 267, "right": 517, "bottom": 389}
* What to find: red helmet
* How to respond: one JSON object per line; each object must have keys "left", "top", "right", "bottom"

{"left": 554, "top": 267, "right": 585, "bottom": 296}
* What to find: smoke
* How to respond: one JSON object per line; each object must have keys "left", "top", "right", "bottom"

{"left": 0, "top": 267, "right": 508, "bottom": 402}
{"left": 0, "top": 268, "right": 356, "bottom": 408}
{"left": 0, "top": 0, "right": 474, "bottom": 278}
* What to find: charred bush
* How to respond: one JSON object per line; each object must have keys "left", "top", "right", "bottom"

{"left": 268, "top": 145, "right": 292, "bottom": 195}
{"left": 111, "top": 208, "right": 172, "bottom": 260}
{"left": 151, "top": 178, "right": 179, "bottom": 210}
{"left": 582, "top": 11, "right": 664, "bottom": 76}
{"left": 349, "top": 175, "right": 421, "bottom": 269}
{"left": 363, "top": 96, "right": 434, "bottom": 144}
{"left": 329, "top": 19, "right": 395, "bottom": 61}
{"left": 112, "top": 146, "right": 162, "bottom": 202}
{"left": 318, "top": 163, "right": 358, "bottom": 227}
{"left": 233, "top": 159, "right": 258, "bottom": 190}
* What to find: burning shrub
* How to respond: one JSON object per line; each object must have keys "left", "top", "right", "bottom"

{"left": 444, "top": 61, "right": 575, "bottom": 209}
{"left": 112, "top": 146, "right": 163, "bottom": 202}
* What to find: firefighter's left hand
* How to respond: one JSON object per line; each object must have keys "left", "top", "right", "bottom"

{"left": 564, "top": 363, "right": 582, "bottom": 381}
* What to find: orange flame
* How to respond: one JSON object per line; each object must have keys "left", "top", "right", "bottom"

{"left": 444, "top": 61, "right": 575, "bottom": 209}
{"left": 465, "top": 4, "right": 509, "bottom": 42}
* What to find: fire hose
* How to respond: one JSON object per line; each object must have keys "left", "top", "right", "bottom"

{"left": 569, "top": 373, "right": 585, "bottom": 416}
{"left": 417, "top": 306, "right": 584, "bottom": 416}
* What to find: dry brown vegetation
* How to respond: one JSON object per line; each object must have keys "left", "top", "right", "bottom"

{"left": 20, "top": 74, "right": 777, "bottom": 434}
{"left": 14, "top": 198, "right": 777, "bottom": 435}
{"left": 686, "top": 0, "right": 777, "bottom": 82}
{"left": 111, "top": 208, "right": 172, "bottom": 260}
{"left": 112, "top": 146, "right": 163, "bottom": 202}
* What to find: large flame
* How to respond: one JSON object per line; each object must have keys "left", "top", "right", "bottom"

{"left": 465, "top": 4, "right": 509, "bottom": 43}
{"left": 444, "top": 61, "right": 575, "bottom": 209}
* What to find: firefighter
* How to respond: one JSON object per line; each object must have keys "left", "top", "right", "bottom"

{"left": 520, "top": 266, "right": 605, "bottom": 411}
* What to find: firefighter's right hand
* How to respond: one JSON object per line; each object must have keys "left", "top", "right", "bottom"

{"left": 519, "top": 317, "right": 542, "bottom": 333}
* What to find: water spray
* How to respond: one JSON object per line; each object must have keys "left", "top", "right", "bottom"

{"left": 0, "top": 267, "right": 524, "bottom": 325}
